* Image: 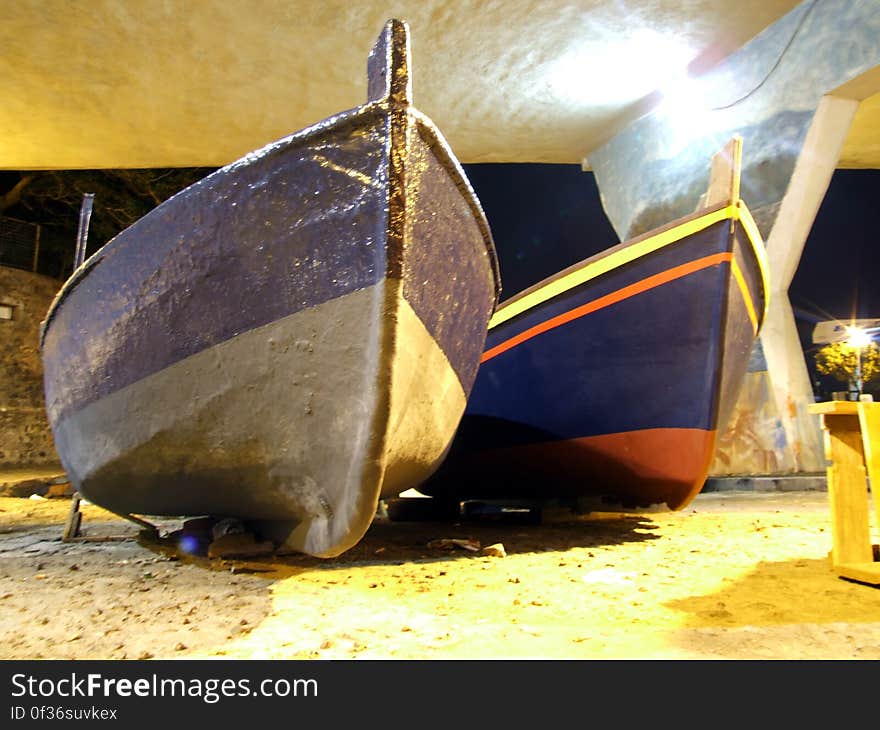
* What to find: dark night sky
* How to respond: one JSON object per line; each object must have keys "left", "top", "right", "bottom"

{"left": 789, "top": 169, "right": 880, "bottom": 344}
{"left": 462, "top": 164, "right": 880, "bottom": 394}
{"left": 462, "top": 163, "right": 620, "bottom": 299}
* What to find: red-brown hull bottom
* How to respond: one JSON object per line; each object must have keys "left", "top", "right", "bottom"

{"left": 426, "top": 427, "right": 718, "bottom": 510}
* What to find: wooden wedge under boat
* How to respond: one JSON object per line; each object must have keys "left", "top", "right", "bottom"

{"left": 39, "top": 19, "right": 501, "bottom": 557}
{"left": 419, "top": 137, "right": 769, "bottom": 512}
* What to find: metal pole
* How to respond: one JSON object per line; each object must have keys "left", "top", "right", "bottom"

{"left": 74, "top": 193, "right": 95, "bottom": 269}
{"left": 32, "top": 224, "right": 41, "bottom": 273}
{"left": 856, "top": 347, "right": 863, "bottom": 398}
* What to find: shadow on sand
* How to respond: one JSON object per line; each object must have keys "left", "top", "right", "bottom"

{"left": 137, "top": 504, "right": 665, "bottom": 580}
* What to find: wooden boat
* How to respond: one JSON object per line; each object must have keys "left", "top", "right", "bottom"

{"left": 39, "top": 19, "right": 501, "bottom": 557}
{"left": 419, "top": 138, "right": 768, "bottom": 512}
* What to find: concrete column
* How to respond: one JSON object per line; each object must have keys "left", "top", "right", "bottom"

{"left": 760, "top": 95, "right": 859, "bottom": 472}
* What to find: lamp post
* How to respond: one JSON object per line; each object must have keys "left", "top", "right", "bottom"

{"left": 846, "top": 326, "right": 871, "bottom": 399}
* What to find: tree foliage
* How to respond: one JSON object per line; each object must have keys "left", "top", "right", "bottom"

{"left": 814, "top": 341, "right": 880, "bottom": 388}
{"left": 1, "top": 168, "right": 214, "bottom": 278}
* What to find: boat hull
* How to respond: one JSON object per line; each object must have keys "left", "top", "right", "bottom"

{"left": 40, "top": 27, "right": 500, "bottom": 557}
{"left": 49, "top": 280, "right": 474, "bottom": 556}
{"left": 421, "top": 207, "right": 766, "bottom": 510}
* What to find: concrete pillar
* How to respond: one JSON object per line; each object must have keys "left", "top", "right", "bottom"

{"left": 760, "top": 95, "right": 859, "bottom": 472}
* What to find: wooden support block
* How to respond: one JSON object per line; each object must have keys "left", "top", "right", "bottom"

{"left": 836, "top": 563, "right": 880, "bottom": 585}
{"left": 858, "top": 402, "right": 880, "bottom": 525}
{"left": 809, "top": 401, "right": 880, "bottom": 586}
{"left": 823, "top": 416, "right": 873, "bottom": 565}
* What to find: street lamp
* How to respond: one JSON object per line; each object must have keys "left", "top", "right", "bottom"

{"left": 846, "top": 326, "right": 871, "bottom": 398}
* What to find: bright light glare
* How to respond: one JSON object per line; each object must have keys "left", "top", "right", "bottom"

{"left": 846, "top": 326, "right": 871, "bottom": 349}
{"left": 659, "top": 74, "right": 701, "bottom": 111}
{"left": 655, "top": 71, "right": 715, "bottom": 156}
{"left": 548, "top": 28, "right": 694, "bottom": 108}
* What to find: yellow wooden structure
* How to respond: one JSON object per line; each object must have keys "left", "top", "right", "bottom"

{"left": 808, "top": 400, "right": 880, "bottom": 585}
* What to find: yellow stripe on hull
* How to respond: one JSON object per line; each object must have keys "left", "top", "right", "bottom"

{"left": 488, "top": 201, "right": 769, "bottom": 333}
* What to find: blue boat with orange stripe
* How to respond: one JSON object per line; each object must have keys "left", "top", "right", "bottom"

{"left": 420, "top": 138, "right": 769, "bottom": 511}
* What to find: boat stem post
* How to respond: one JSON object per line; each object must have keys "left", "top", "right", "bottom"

{"left": 367, "top": 19, "right": 412, "bottom": 105}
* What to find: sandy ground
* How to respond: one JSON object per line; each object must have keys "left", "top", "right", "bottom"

{"left": 1, "top": 489, "right": 879, "bottom": 660}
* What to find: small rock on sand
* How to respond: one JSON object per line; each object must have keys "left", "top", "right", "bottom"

{"left": 482, "top": 543, "right": 506, "bottom": 558}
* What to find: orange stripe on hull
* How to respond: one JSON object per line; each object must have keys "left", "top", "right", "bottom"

{"left": 482, "top": 252, "right": 732, "bottom": 363}
{"left": 433, "top": 428, "right": 718, "bottom": 510}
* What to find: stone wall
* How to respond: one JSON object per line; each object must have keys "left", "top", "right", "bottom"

{"left": 0, "top": 265, "right": 62, "bottom": 467}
